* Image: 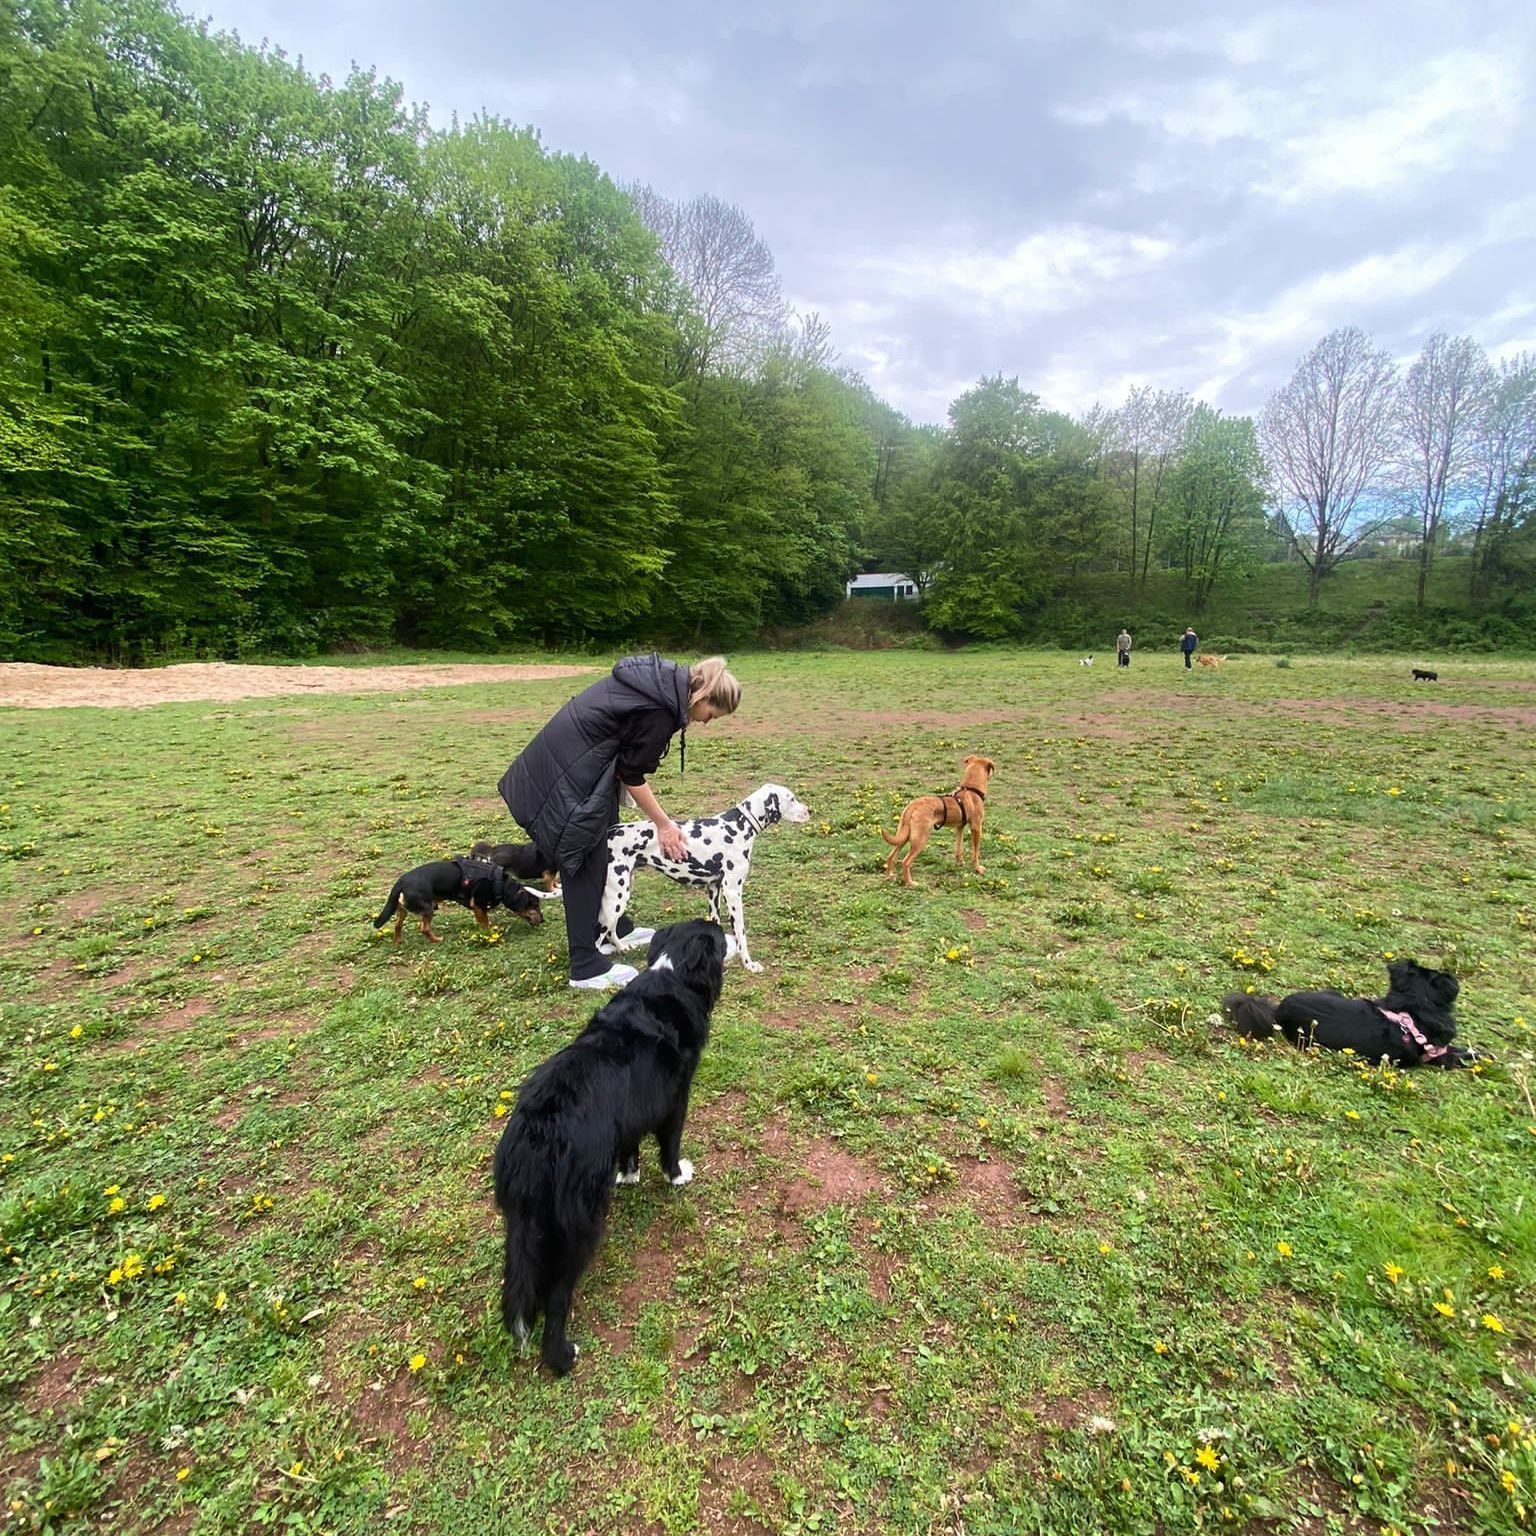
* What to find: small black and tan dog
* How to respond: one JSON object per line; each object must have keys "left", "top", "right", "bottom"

{"left": 494, "top": 919, "right": 727, "bottom": 1375}
{"left": 1222, "top": 958, "right": 1476, "bottom": 1067}
{"left": 373, "top": 856, "right": 545, "bottom": 943}
{"left": 470, "top": 840, "right": 560, "bottom": 893}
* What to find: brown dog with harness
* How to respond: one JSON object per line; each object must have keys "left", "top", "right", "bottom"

{"left": 880, "top": 754, "right": 996, "bottom": 886}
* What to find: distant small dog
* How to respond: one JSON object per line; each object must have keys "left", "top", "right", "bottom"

{"left": 1079, "top": 655, "right": 1095, "bottom": 668}
{"left": 470, "top": 840, "right": 561, "bottom": 893}
{"left": 373, "top": 857, "right": 545, "bottom": 943}
{"left": 494, "top": 920, "right": 727, "bottom": 1375}
{"left": 1221, "top": 958, "right": 1476, "bottom": 1067}
{"left": 1196, "top": 653, "right": 1227, "bottom": 669}
{"left": 881, "top": 754, "right": 995, "bottom": 887}
{"left": 1412, "top": 668, "right": 1438, "bottom": 683}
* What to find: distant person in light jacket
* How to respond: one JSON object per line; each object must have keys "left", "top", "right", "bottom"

{"left": 1115, "top": 629, "right": 1132, "bottom": 668}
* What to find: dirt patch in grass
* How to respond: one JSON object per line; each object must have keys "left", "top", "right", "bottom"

{"left": 21, "top": 1350, "right": 85, "bottom": 1417}
{"left": 779, "top": 1134, "right": 887, "bottom": 1216}
{"left": 0, "top": 661, "right": 596, "bottom": 710}
{"left": 236, "top": 1013, "right": 317, "bottom": 1046}
{"left": 113, "top": 996, "right": 214, "bottom": 1051}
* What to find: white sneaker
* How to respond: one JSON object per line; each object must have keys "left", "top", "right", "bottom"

{"left": 569, "top": 963, "right": 638, "bottom": 991}
{"left": 597, "top": 926, "right": 656, "bottom": 955}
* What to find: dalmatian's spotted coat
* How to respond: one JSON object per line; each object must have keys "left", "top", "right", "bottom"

{"left": 597, "top": 783, "right": 810, "bottom": 972}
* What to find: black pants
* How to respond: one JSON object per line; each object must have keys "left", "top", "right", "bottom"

{"left": 554, "top": 835, "right": 635, "bottom": 981}
{"left": 1183, "top": 653, "right": 1193, "bottom": 668}
{"left": 1118, "top": 651, "right": 1129, "bottom": 667}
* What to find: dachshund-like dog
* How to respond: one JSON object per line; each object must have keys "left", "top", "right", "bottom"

{"left": 494, "top": 920, "right": 727, "bottom": 1375}
{"left": 470, "top": 840, "right": 561, "bottom": 893}
{"left": 881, "top": 754, "right": 996, "bottom": 886}
{"left": 1221, "top": 958, "right": 1477, "bottom": 1067}
{"left": 373, "top": 856, "right": 545, "bottom": 943}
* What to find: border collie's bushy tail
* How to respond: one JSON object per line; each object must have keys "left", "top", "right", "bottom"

{"left": 1221, "top": 991, "right": 1280, "bottom": 1040}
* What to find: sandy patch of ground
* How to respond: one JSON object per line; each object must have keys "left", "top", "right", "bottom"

{"left": 0, "top": 660, "right": 592, "bottom": 706}
{"left": 0, "top": 661, "right": 594, "bottom": 710}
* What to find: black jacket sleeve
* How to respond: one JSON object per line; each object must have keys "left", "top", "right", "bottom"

{"left": 616, "top": 708, "right": 676, "bottom": 786}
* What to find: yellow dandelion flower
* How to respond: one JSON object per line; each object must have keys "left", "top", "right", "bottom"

{"left": 213, "top": 1291, "right": 227, "bottom": 1311}
{"left": 70, "top": 1025, "right": 82, "bottom": 1039}
{"left": 1276, "top": 1241, "right": 1292, "bottom": 1258}
{"left": 412, "top": 1276, "right": 427, "bottom": 1290}
{"left": 1481, "top": 1312, "right": 1505, "bottom": 1333}
{"left": 1384, "top": 1262, "right": 1405, "bottom": 1284}
{"left": 1098, "top": 1242, "right": 1113, "bottom": 1255}
{"left": 1195, "top": 1446, "right": 1220, "bottom": 1472}
{"left": 1180, "top": 1468, "right": 1200, "bottom": 1487}
{"left": 176, "top": 1467, "right": 190, "bottom": 1482}
{"left": 1433, "top": 1300, "right": 1455, "bottom": 1318}
{"left": 107, "top": 1196, "right": 125, "bottom": 1214}
{"left": 408, "top": 1353, "right": 426, "bottom": 1372}
{"left": 1489, "top": 1264, "right": 1505, "bottom": 1281}
{"left": 147, "top": 1194, "right": 166, "bottom": 1211}
{"left": 1153, "top": 1340, "right": 1168, "bottom": 1354}
{"left": 1503, "top": 1470, "right": 1518, "bottom": 1494}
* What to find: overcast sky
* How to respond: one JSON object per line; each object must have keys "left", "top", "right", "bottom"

{"left": 196, "top": 0, "right": 1535, "bottom": 426}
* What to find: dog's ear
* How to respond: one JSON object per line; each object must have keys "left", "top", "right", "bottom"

{"left": 648, "top": 920, "right": 726, "bottom": 997}
{"left": 980, "top": 757, "right": 995, "bottom": 775}
{"left": 1430, "top": 970, "right": 1459, "bottom": 1004}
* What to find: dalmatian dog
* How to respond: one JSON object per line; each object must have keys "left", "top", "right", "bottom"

{"left": 597, "top": 784, "right": 811, "bottom": 973}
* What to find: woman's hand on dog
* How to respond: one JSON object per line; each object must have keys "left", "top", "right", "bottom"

{"left": 657, "top": 821, "right": 688, "bottom": 860}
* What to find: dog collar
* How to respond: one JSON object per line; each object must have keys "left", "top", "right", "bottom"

{"left": 738, "top": 803, "right": 763, "bottom": 835}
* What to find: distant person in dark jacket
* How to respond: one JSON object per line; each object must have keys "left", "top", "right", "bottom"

{"left": 499, "top": 655, "right": 742, "bottom": 990}
{"left": 1180, "top": 627, "right": 1198, "bottom": 668}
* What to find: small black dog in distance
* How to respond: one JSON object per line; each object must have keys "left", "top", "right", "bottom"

{"left": 1222, "top": 958, "right": 1475, "bottom": 1067}
{"left": 373, "top": 857, "right": 544, "bottom": 943}
{"left": 494, "top": 919, "right": 727, "bottom": 1375}
{"left": 1412, "top": 668, "right": 1439, "bottom": 682}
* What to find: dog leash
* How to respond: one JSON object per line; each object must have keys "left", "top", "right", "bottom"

{"left": 1378, "top": 1006, "right": 1449, "bottom": 1063}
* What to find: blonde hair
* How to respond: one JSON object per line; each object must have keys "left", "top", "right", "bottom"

{"left": 688, "top": 656, "right": 741, "bottom": 715}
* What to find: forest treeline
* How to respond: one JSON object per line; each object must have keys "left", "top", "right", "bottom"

{"left": 3, "top": 0, "right": 1534, "bottom": 661}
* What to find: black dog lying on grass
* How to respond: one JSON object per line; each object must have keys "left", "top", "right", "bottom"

{"left": 494, "top": 919, "right": 727, "bottom": 1375}
{"left": 1222, "top": 958, "right": 1477, "bottom": 1067}
{"left": 373, "top": 857, "right": 546, "bottom": 944}
{"left": 469, "top": 840, "right": 560, "bottom": 893}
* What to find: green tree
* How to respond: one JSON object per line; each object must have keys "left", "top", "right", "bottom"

{"left": 1164, "top": 408, "right": 1268, "bottom": 611}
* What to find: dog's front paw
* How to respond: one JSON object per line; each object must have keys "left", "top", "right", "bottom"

{"left": 743, "top": 958, "right": 764, "bottom": 974}
{"left": 668, "top": 1159, "right": 694, "bottom": 1187}
{"left": 615, "top": 1167, "right": 641, "bottom": 1185}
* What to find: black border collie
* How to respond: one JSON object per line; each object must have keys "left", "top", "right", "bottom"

{"left": 493, "top": 919, "right": 727, "bottom": 1374}
{"left": 1222, "top": 958, "right": 1475, "bottom": 1067}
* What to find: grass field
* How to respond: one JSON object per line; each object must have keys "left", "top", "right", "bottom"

{"left": 2, "top": 650, "right": 1534, "bottom": 1536}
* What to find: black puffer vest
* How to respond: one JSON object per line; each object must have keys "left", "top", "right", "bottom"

{"left": 497, "top": 654, "right": 689, "bottom": 869}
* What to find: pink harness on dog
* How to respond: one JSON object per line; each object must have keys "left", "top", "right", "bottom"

{"left": 1378, "top": 1007, "right": 1449, "bottom": 1063}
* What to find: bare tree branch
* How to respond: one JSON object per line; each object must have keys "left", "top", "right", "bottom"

{"left": 1258, "top": 326, "right": 1399, "bottom": 605}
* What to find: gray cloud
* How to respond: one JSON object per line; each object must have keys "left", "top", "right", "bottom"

{"left": 207, "top": 0, "right": 1536, "bottom": 423}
